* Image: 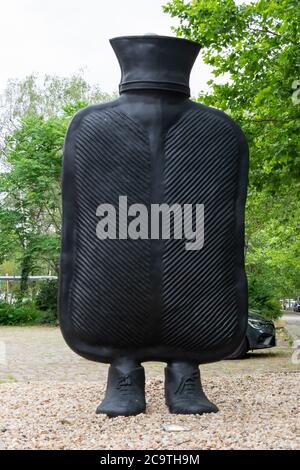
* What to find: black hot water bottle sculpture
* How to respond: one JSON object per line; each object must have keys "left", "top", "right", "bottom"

{"left": 59, "top": 35, "right": 248, "bottom": 417}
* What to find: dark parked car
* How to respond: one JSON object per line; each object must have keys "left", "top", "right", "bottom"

{"left": 228, "top": 311, "right": 276, "bottom": 359}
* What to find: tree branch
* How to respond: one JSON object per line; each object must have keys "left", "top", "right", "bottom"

{"left": 249, "top": 26, "right": 298, "bottom": 45}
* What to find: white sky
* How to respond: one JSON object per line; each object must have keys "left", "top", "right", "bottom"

{"left": 0, "top": 0, "right": 212, "bottom": 97}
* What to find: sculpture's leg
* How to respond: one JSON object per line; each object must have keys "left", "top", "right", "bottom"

{"left": 164, "top": 361, "right": 218, "bottom": 415}
{"left": 96, "top": 358, "right": 146, "bottom": 417}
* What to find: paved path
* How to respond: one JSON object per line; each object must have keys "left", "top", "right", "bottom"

{"left": 283, "top": 313, "right": 300, "bottom": 343}
{"left": 0, "top": 325, "right": 298, "bottom": 383}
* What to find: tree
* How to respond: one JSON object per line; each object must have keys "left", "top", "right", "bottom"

{"left": 164, "top": 0, "right": 300, "bottom": 307}
{"left": 164, "top": 0, "right": 299, "bottom": 189}
{"left": 0, "top": 73, "right": 116, "bottom": 168}
{"left": 0, "top": 74, "right": 115, "bottom": 295}
{"left": 0, "top": 112, "right": 69, "bottom": 279}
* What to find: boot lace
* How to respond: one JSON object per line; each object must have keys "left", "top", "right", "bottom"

{"left": 175, "top": 371, "right": 199, "bottom": 396}
{"left": 116, "top": 374, "right": 132, "bottom": 396}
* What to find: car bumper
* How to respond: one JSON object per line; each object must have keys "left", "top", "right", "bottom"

{"left": 248, "top": 327, "right": 276, "bottom": 350}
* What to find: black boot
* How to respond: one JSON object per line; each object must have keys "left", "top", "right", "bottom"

{"left": 96, "top": 360, "right": 146, "bottom": 417}
{"left": 165, "top": 361, "right": 218, "bottom": 415}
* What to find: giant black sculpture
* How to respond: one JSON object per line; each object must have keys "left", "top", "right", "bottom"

{"left": 59, "top": 35, "right": 248, "bottom": 417}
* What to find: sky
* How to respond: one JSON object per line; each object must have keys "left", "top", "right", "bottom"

{"left": 0, "top": 0, "right": 213, "bottom": 97}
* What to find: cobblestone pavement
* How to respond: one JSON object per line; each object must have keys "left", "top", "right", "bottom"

{"left": 0, "top": 325, "right": 298, "bottom": 384}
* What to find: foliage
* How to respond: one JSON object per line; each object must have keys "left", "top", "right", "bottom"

{"left": 246, "top": 188, "right": 300, "bottom": 300}
{"left": 164, "top": 0, "right": 300, "bottom": 187}
{"left": 0, "top": 112, "right": 67, "bottom": 294}
{"left": 164, "top": 0, "right": 300, "bottom": 310}
{"left": 36, "top": 280, "right": 58, "bottom": 323}
{"left": 0, "top": 72, "right": 115, "bottom": 156}
{"left": 0, "top": 300, "right": 41, "bottom": 325}
{"left": 0, "top": 74, "right": 114, "bottom": 300}
{"left": 248, "top": 276, "right": 282, "bottom": 320}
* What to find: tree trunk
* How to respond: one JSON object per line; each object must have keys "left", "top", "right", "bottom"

{"left": 19, "top": 253, "right": 32, "bottom": 297}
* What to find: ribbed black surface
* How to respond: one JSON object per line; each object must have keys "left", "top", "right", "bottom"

{"left": 160, "top": 109, "right": 239, "bottom": 352}
{"left": 71, "top": 109, "right": 152, "bottom": 347}
{"left": 70, "top": 106, "right": 241, "bottom": 354}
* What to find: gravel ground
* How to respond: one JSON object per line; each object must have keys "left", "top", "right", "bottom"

{"left": 0, "top": 326, "right": 299, "bottom": 450}
{"left": 0, "top": 372, "right": 299, "bottom": 450}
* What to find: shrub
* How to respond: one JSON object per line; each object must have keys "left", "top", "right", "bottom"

{"left": 36, "top": 280, "right": 58, "bottom": 324}
{"left": 0, "top": 301, "right": 42, "bottom": 325}
{"left": 248, "top": 276, "right": 282, "bottom": 320}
